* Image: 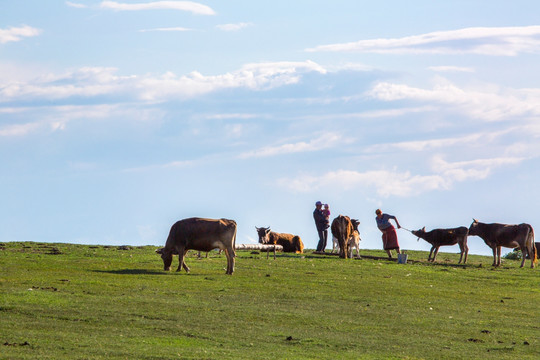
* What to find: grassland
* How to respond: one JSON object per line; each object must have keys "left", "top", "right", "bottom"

{"left": 1, "top": 242, "right": 539, "bottom": 359}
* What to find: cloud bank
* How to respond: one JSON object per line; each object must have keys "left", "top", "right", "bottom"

{"left": 0, "top": 61, "right": 328, "bottom": 103}
{"left": 307, "top": 26, "right": 540, "bottom": 56}
{"left": 99, "top": 1, "right": 216, "bottom": 15}
{"left": 277, "top": 156, "right": 525, "bottom": 197}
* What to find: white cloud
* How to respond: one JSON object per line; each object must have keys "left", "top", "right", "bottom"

{"left": 0, "top": 25, "right": 42, "bottom": 44}
{"left": 277, "top": 155, "right": 526, "bottom": 197}
{"left": 306, "top": 26, "right": 540, "bottom": 56}
{"left": 0, "top": 67, "right": 133, "bottom": 101}
{"left": 216, "top": 22, "right": 253, "bottom": 32}
{"left": 123, "top": 160, "right": 192, "bottom": 173}
{"left": 0, "top": 61, "right": 329, "bottom": 103}
{"left": 204, "top": 113, "right": 260, "bottom": 120}
{"left": 0, "top": 103, "right": 160, "bottom": 137}
{"left": 66, "top": 1, "right": 87, "bottom": 8}
{"left": 99, "top": 1, "right": 216, "bottom": 15}
{"left": 368, "top": 80, "right": 540, "bottom": 121}
{"left": 364, "top": 129, "right": 512, "bottom": 153}
{"left": 0, "top": 122, "right": 42, "bottom": 137}
{"left": 139, "top": 27, "right": 194, "bottom": 32}
{"left": 137, "top": 60, "right": 327, "bottom": 100}
{"left": 431, "top": 155, "right": 525, "bottom": 182}
{"left": 428, "top": 66, "right": 475, "bottom": 73}
{"left": 239, "top": 132, "right": 344, "bottom": 159}
{"left": 278, "top": 169, "right": 446, "bottom": 197}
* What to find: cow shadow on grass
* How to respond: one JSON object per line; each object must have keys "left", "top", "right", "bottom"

{"left": 93, "top": 269, "right": 168, "bottom": 275}
{"left": 93, "top": 269, "right": 226, "bottom": 276}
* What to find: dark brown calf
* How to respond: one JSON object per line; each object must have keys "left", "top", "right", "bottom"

{"left": 412, "top": 226, "right": 469, "bottom": 263}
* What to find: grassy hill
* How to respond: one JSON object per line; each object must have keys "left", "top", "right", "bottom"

{"left": 1, "top": 242, "right": 539, "bottom": 359}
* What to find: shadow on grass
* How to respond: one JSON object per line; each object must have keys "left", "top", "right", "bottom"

{"left": 93, "top": 269, "right": 168, "bottom": 275}
{"left": 92, "top": 269, "right": 229, "bottom": 276}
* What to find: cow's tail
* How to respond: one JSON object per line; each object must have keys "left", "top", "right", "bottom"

{"left": 231, "top": 221, "right": 238, "bottom": 258}
{"left": 529, "top": 225, "right": 537, "bottom": 265}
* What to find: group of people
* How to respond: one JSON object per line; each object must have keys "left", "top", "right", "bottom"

{"left": 313, "top": 201, "right": 402, "bottom": 259}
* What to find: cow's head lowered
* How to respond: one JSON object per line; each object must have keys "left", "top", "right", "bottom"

{"left": 156, "top": 247, "right": 173, "bottom": 271}
{"left": 351, "top": 219, "right": 360, "bottom": 231}
{"left": 255, "top": 226, "right": 271, "bottom": 244}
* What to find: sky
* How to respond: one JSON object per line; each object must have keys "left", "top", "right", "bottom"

{"left": 2, "top": 1, "right": 540, "bottom": 256}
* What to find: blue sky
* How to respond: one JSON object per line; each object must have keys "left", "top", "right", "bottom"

{"left": 2, "top": 1, "right": 540, "bottom": 256}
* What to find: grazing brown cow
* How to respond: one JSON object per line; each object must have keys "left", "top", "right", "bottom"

{"left": 412, "top": 226, "right": 469, "bottom": 263}
{"left": 468, "top": 219, "right": 537, "bottom": 268}
{"left": 255, "top": 227, "right": 304, "bottom": 253}
{"left": 331, "top": 219, "right": 361, "bottom": 258}
{"left": 331, "top": 215, "right": 354, "bottom": 259}
{"left": 156, "top": 217, "right": 237, "bottom": 275}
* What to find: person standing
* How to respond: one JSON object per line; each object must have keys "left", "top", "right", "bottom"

{"left": 375, "top": 209, "right": 401, "bottom": 259}
{"left": 313, "top": 201, "right": 328, "bottom": 252}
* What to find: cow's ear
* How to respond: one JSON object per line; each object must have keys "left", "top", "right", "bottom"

{"left": 422, "top": 226, "right": 425, "bottom": 231}
{"left": 472, "top": 218, "right": 478, "bottom": 224}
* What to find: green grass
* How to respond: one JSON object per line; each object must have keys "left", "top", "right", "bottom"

{"left": 1, "top": 242, "right": 539, "bottom": 359}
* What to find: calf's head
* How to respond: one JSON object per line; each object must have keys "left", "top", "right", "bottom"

{"left": 255, "top": 226, "right": 271, "bottom": 244}
{"left": 351, "top": 219, "right": 360, "bottom": 231}
{"left": 156, "top": 247, "right": 173, "bottom": 271}
{"left": 411, "top": 227, "right": 426, "bottom": 242}
{"left": 411, "top": 227, "right": 426, "bottom": 237}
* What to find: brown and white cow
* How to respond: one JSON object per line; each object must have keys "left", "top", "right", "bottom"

{"left": 412, "top": 226, "right": 469, "bottom": 263}
{"left": 255, "top": 227, "right": 304, "bottom": 253}
{"left": 331, "top": 215, "right": 354, "bottom": 259}
{"left": 331, "top": 219, "right": 361, "bottom": 258}
{"left": 468, "top": 219, "right": 537, "bottom": 268}
{"left": 156, "top": 217, "right": 237, "bottom": 275}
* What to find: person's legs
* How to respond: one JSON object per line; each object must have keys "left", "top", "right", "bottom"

{"left": 316, "top": 230, "right": 325, "bottom": 252}
{"left": 321, "top": 229, "right": 328, "bottom": 251}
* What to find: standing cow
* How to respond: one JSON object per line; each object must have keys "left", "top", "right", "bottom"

{"left": 331, "top": 219, "right": 361, "bottom": 258}
{"left": 255, "top": 227, "right": 304, "bottom": 253}
{"left": 331, "top": 215, "right": 354, "bottom": 259}
{"left": 156, "top": 217, "right": 237, "bottom": 275}
{"left": 412, "top": 226, "right": 469, "bottom": 263}
{"left": 468, "top": 219, "right": 537, "bottom": 268}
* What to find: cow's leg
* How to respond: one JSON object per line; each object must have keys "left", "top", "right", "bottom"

{"left": 428, "top": 247, "right": 435, "bottom": 261}
{"left": 225, "top": 247, "right": 235, "bottom": 275}
{"left": 520, "top": 247, "right": 527, "bottom": 268}
{"left": 459, "top": 241, "right": 468, "bottom": 264}
{"left": 432, "top": 246, "right": 440, "bottom": 262}
{"left": 496, "top": 247, "right": 502, "bottom": 266}
{"left": 177, "top": 249, "right": 190, "bottom": 273}
{"left": 491, "top": 247, "right": 497, "bottom": 266}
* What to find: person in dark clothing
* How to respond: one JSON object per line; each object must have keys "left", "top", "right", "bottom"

{"left": 313, "top": 201, "right": 329, "bottom": 252}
